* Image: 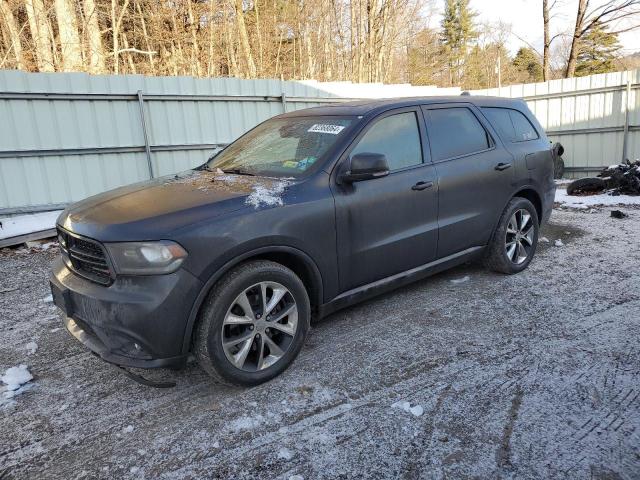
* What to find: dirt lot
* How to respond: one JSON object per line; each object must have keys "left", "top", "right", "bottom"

{"left": 1, "top": 206, "right": 639, "bottom": 479}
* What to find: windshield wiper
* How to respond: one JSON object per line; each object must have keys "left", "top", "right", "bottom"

{"left": 222, "top": 168, "right": 256, "bottom": 176}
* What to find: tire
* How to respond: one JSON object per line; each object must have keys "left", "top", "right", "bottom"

{"left": 553, "top": 156, "right": 565, "bottom": 179}
{"left": 194, "top": 260, "right": 310, "bottom": 386}
{"left": 566, "top": 177, "right": 605, "bottom": 195}
{"left": 483, "top": 197, "right": 539, "bottom": 274}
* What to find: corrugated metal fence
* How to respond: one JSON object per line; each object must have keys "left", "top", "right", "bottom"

{"left": 472, "top": 69, "right": 639, "bottom": 175}
{"left": 0, "top": 68, "right": 638, "bottom": 214}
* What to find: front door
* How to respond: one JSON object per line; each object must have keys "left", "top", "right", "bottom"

{"left": 331, "top": 108, "right": 439, "bottom": 292}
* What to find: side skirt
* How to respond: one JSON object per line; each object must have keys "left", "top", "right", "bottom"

{"left": 317, "top": 246, "right": 485, "bottom": 318}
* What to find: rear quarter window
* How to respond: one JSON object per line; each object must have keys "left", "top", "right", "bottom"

{"left": 482, "top": 107, "right": 539, "bottom": 143}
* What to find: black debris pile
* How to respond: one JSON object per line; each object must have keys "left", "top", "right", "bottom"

{"left": 566, "top": 160, "right": 640, "bottom": 196}
{"left": 611, "top": 210, "right": 628, "bottom": 219}
{"left": 599, "top": 161, "right": 640, "bottom": 196}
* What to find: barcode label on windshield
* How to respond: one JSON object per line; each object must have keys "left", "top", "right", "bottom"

{"left": 307, "top": 124, "right": 345, "bottom": 135}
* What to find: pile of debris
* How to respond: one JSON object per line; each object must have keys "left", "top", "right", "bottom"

{"left": 566, "top": 160, "right": 640, "bottom": 196}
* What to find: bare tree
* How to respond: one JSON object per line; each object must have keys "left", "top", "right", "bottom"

{"left": 54, "top": 0, "right": 84, "bottom": 71}
{"left": 83, "top": 0, "right": 105, "bottom": 73}
{"left": 25, "top": 0, "right": 55, "bottom": 71}
{"left": 565, "top": 0, "right": 640, "bottom": 78}
{"left": 0, "top": 0, "right": 25, "bottom": 69}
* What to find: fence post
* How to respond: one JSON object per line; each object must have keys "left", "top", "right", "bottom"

{"left": 137, "top": 90, "right": 154, "bottom": 178}
{"left": 622, "top": 80, "right": 631, "bottom": 163}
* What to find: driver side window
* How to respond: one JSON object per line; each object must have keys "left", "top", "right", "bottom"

{"left": 351, "top": 112, "right": 423, "bottom": 171}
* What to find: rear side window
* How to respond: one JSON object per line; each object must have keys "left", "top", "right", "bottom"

{"left": 509, "top": 110, "right": 539, "bottom": 141}
{"left": 482, "top": 107, "right": 539, "bottom": 143}
{"left": 428, "top": 108, "right": 490, "bottom": 161}
{"left": 351, "top": 111, "right": 423, "bottom": 171}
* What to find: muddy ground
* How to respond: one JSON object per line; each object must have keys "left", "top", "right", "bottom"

{"left": 1, "top": 206, "right": 639, "bottom": 479}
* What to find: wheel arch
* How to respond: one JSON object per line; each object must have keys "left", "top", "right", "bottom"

{"left": 513, "top": 187, "right": 542, "bottom": 222}
{"left": 181, "top": 245, "right": 323, "bottom": 355}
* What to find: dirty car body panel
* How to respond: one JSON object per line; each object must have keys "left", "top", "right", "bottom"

{"left": 50, "top": 96, "right": 556, "bottom": 371}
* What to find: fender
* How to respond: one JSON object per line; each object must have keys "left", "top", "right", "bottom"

{"left": 179, "top": 245, "right": 324, "bottom": 354}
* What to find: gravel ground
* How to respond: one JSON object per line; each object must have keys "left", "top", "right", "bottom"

{"left": 1, "top": 206, "right": 639, "bottom": 479}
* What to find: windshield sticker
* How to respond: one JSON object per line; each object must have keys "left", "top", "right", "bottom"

{"left": 307, "top": 124, "right": 345, "bottom": 135}
{"left": 282, "top": 160, "right": 298, "bottom": 168}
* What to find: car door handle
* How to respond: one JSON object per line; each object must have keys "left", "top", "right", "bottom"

{"left": 495, "top": 162, "right": 512, "bottom": 171}
{"left": 412, "top": 181, "right": 434, "bottom": 191}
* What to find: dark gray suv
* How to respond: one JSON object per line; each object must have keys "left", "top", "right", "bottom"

{"left": 50, "top": 96, "right": 557, "bottom": 386}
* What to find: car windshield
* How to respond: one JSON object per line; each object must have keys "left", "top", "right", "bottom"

{"left": 206, "top": 116, "right": 354, "bottom": 178}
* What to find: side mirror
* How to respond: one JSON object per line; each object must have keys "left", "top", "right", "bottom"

{"left": 340, "top": 153, "right": 389, "bottom": 183}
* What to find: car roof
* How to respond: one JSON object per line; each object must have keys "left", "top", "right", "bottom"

{"left": 278, "top": 95, "right": 527, "bottom": 118}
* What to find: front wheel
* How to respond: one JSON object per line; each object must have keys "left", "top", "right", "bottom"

{"left": 194, "top": 260, "right": 310, "bottom": 386}
{"left": 484, "top": 197, "right": 539, "bottom": 274}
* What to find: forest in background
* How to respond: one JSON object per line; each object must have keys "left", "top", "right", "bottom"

{"left": 0, "top": 0, "right": 639, "bottom": 90}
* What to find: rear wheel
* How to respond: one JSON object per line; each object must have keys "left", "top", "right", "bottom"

{"left": 484, "top": 197, "right": 539, "bottom": 274}
{"left": 194, "top": 260, "right": 310, "bottom": 386}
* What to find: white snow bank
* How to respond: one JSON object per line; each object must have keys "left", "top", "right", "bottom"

{"left": 391, "top": 400, "right": 424, "bottom": 417}
{"left": 0, "top": 211, "right": 61, "bottom": 240}
{"left": 555, "top": 188, "right": 640, "bottom": 209}
{"left": 2, "top": 364, "right": 33, "bottom": 391}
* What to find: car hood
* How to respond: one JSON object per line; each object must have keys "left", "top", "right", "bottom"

{"left": 58, "top": 170, "right": 290, "bottom": 242}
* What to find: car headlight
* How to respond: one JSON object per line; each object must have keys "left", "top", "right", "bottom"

{"left": 105, "top": 241, "right": 188, "bottom": 275}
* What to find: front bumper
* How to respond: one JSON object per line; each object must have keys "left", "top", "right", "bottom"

{"left": 50, "top": 257, "right": 203, "bottom": 369}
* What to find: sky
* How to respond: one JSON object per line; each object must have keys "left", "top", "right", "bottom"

{"left": 430, "top": 0, "right": 640, "bottom": 56}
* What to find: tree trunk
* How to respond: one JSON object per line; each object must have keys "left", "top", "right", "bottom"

{"left": 0, "top": 0, "right": 26, "bottom": 69}
{"left": 135, "top": 0, "right": 155, "bottom": 74}
{"left": 111, "top": 0, "right": 130, "bottom": 74}
{"left": 186, "top": 0, "right": 201, "bottom": 76}
{"left": 542, "top": 0, "right": 550, "bottom": 81}
{"left": 25, "top": 0, "right": 55, "bottom": 71}
{"left": 565, "top": 0, "right": 587, "bottom": 78}
{"left": 82, "top": 0, "right": 105, "bottom": 73}
{"left": 234, "top": 0, "right": 256, "bottom": 77}
{"left": 54, "top": 0, "right": 84, "bottom": 71}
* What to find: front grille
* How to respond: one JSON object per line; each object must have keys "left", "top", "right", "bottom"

{"left": 58, "top": 228, "right": 113, "bottom": 285}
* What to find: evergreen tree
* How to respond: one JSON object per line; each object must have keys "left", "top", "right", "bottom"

{"left": 440, "top": 0, "right": 477, "bottom": 85}
{"left": 575, "top": 22, "right": 622, "bottom": 77}
{"left": 512, "top": 47, "right": 543, "bottom": 82}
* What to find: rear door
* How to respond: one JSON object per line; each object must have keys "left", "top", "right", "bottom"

{"left": 331, "top": 107, "right": 439, "bottom": 291}
{"left": 422, "top": 103, "right": 515, "bottom": 258}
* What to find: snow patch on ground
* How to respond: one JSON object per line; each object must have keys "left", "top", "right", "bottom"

{"left": 123, "top": 425, "right": 134, "bottom": 433}
{"left": 277, "top": 447, "right": 294, "bottom": 460}
{"left": 450, "top": 275, "right": 470, "bottom": 284}
{"left": 246, "top": 180, "right": 290, "bottom": 208}
{"left": 554, "top": 239, "right": 564, "bottom": 247}
{"left": 391, "top": 400, "right": 424, "bottom": 417}
{"left": 2, "top": 364, "right": 33, "bottom": 391}
{"left": 0, "top": 211, "right": 61, "bottom": 240}
{"left": 24, "top": 342, "right": 38, "bottom": 355}
{"left": 42, "top": 295, "right": 53, "bottom": 303}
{"left": 228, "top": 414, "right": 266, "bottom": 432}
{"left": 538, "top": 236, "right": 549, "bottom": 243}
{"left": 555, "top": 188, "right": 640, "bottom": 209}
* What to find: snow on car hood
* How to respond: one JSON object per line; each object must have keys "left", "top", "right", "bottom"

{"left": 58, "top": 170, "right": 292, "bottom": 241}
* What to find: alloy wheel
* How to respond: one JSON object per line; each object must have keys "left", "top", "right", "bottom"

{"left": 221, "top": 281, "right": 298, "bottom": 372}
{"left": 505, "top": 209, "right": 535, "bottom": 265}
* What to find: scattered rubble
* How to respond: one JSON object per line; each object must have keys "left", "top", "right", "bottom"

{"left": 611, "top": 210, "right": 628, "bottom": 219}
{"left": 566, "top": 161, "right": 640, "bottom": 197}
